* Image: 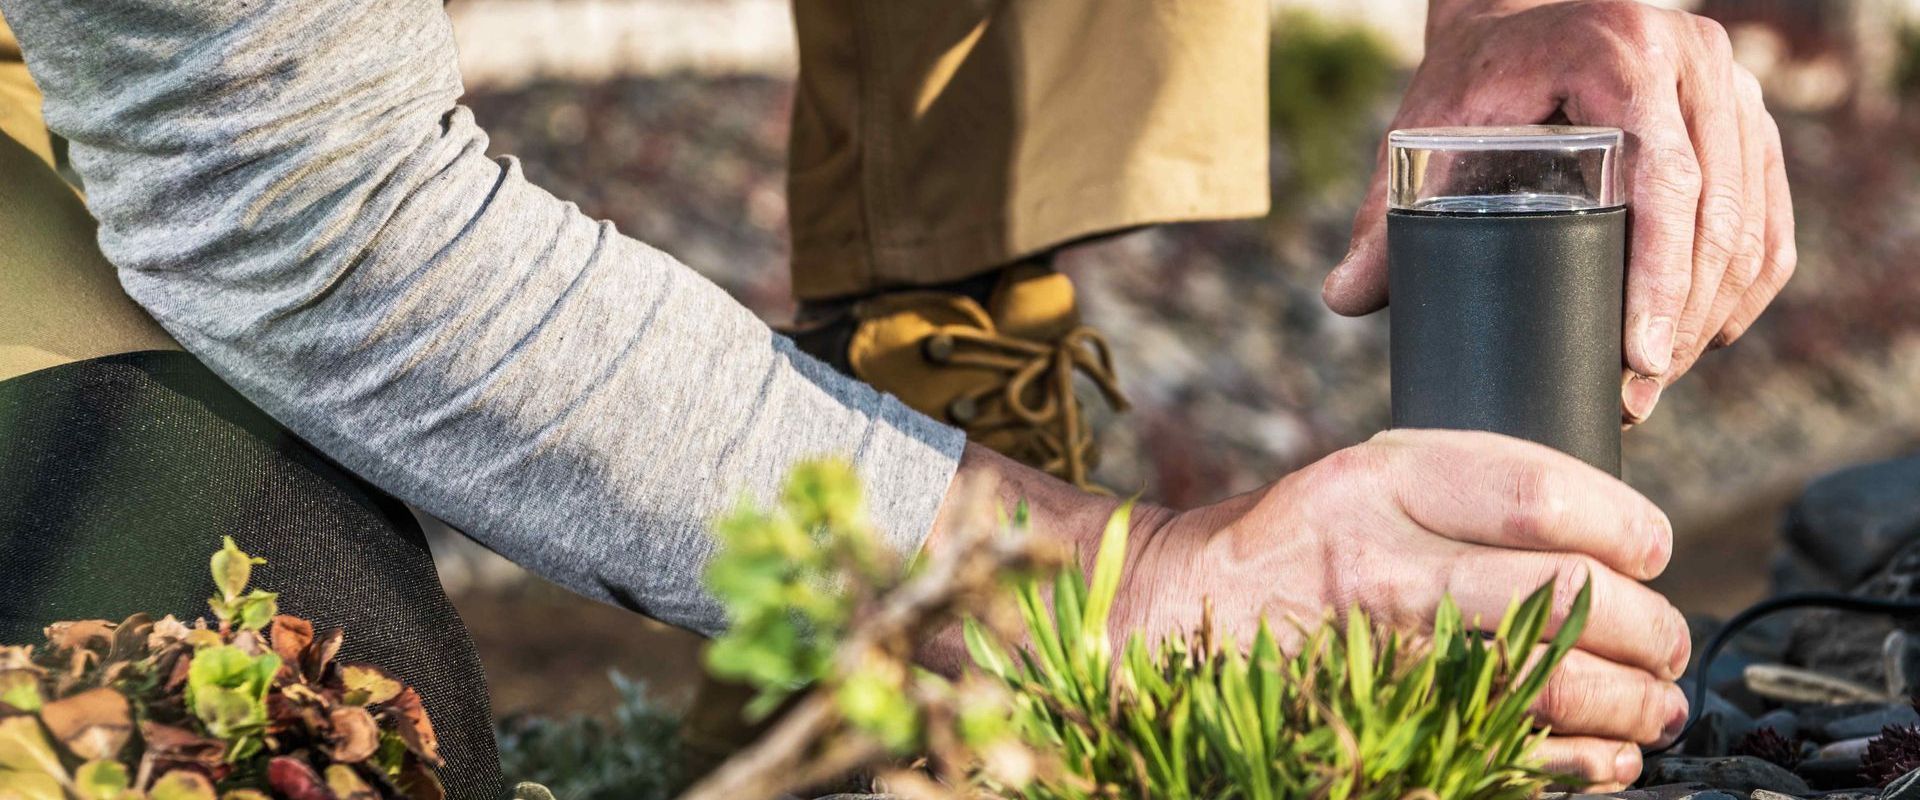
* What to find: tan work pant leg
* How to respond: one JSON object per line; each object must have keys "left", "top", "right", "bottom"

{"left": 787, "top": 0, "right": 1272, "bottom": 301}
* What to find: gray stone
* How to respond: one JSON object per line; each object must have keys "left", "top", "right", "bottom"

{"left": 509, "top": 784, "right": 557, "bottom": 800}
{"left": 1878, "top": 769, "right": 1920, "bottom": 800}
{"left": 1889, "top": 631, "right": 1920, "bottom": 699}
{"left": 1643, "top": 756, "right": 1814, "bottom": 796}
{"left": 1797, "top": 757, "right": 1877, "bottom": 791}
{"left": 1756, "top": 709, "right": 1804, "bottom": 740}
{"left": 1612, "top": 784, "right": 1716, "bottom": 800}
{"left": 1888, "top": 768, "right": 1920, "bottom": 800}
{"left": 1820, "top": 707, "right": 1920, "bottom": 742}
{"left": 1780, "top": 456, "right": 1920, "bottom": 590}
{"left": 1817, "top": 737, "right": 1875, "bottom": 764}
{"left": 1677, "top": 792, "right": 1746, "bottom": 800}
{"left": 1691, "top": 691, "right": 1760, "bottom": 756}
{"left": 1752, "top": 790, "right": 1807, "bottom": 800}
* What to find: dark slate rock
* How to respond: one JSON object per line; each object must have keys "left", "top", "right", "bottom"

{"left": 1781, "top": 456, "right": 1920, "bottom": 589}
{"left": 1887, "top": 631, "right": 1920, "bottom": 698}
{"left": 1678, "top": 791, "right": 1747, "bottom": 800}
{"left": 1752, "top": 790, "right": 1807, "bottom": 800}
{"left": 1692, "top": 691, "right": 1762, "bottom": 757}
{"left": 1799, "top": 704, "right": 1901, "bottom": 740}
{"left": 1611, "top": 784, "right": 1716, "bottom": 800}
{"left": 1887, "top": 768, "right": 1920, "bottom": 800}
{"left": 1756, "top": 709, "right": 1804, "bottom": 740}
{"left": 1822, "top": 708, "right": 1920, "bottom": 742}
{"left": 1644, "top": 757, "right": 1814, "bottom": 796}
{"left": 1798, "top": 756, "right": 1876, "bottom": 791}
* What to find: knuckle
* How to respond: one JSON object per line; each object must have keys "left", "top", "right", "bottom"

{"left": 1502, "top": 465, "right": 1569, "bottom": 548}
{"left": 1691, "top": 14, "right": 1733, "bottom": 58}
{"left": 1545, "top": 556, "right": 1598, "bottom": 629}
{"left": 1639, "top": 148, "right": 1704, "bottom": 201}
{"left": 1537, "top": 671, "right": 1595, "bottom": 724}
{"left": 1696, "top": 191, "right": 1746, "bottom": 266}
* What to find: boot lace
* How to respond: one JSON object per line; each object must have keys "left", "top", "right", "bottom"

{"left": 923, "top": 325, "right": 1130, "bottom": 489}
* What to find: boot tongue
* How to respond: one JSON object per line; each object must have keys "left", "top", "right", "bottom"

{"left": 987, "top": 263, "right": 1080, "bottom": 342}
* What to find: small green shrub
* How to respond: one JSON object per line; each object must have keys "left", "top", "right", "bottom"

{"left": 699, "top": 461, "right": 1589, "bottom": 800}
{"left": 967, "top": 503, "right": 1587, "bottom": 800}
{"left": 1268, "top": 11, "right": 1399, "bottom": 203}
{"left": 493, "top": 673, "right": 686, "bottom": 800}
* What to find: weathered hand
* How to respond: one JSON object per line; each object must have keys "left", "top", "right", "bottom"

{"left": 1325, "top": 0, "right": 1796, "bottom": 424}
{"left": 1115, "top": 430, "right": 1690, "bottom": 788}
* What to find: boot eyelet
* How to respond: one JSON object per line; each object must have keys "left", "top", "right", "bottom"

{"left": 948, "top": 396, "right": 978, "bottom": 424}
{"left": 923, "top": 333, "right": 956, "bottom": 362}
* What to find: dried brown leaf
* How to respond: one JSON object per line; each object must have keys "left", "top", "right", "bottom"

{"left": 267, "top": 756, "right": 337, "bottom": 800}
{"left": 382, "top": 688, "right": 441, "bottom": 767}
{"left": 38, "top": 687, "right": 131, "bottom": 761}
{"left": 323, "top": 706, "right": 381, "bottom": 763}
{"left": 270, "top": 616, "right": 315, "bottom": 667}
{"left": 303, "top": 628, "right": 344, "bottom": 681}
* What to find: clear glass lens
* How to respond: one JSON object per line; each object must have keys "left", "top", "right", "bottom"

{"left": 1388, "top": 125, "right": 1623, "bottom": 213}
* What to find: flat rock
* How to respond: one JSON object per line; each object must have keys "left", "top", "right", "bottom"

{"left": 1780, "top": 455, "right": 1920, "bottom": 590}
{"left": 1755, "top": 709, "right": 1804, "bottom": 740}
{"left": 1817, "top": 737, "right": 1875, "bottom": 763}
{"left": 1752, "top": 790, "right": 1806, "bottom": 800}
{"left": 1691, "top": 691, "right": 1760, "bottom": 756}
{"left": 1820, "top": 708, "right": 1920, "bottom": 742}
{"left": 1644, "top": 756, "right": 1814, "bottom": 796}
{"left": 1797, "top": 757, "right": 1877, "bottom": 791}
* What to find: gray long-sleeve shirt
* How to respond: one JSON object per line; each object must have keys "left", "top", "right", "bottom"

{"left": 0, "top": 0, "right": 965, "bottom": 635}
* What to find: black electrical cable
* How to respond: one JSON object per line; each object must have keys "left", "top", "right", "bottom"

{"left": 1644, "top": 591, "right": 1920, "bottom": 757}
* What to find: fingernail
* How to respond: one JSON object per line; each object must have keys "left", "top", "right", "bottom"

{"left": 1643, "top": 513, "right": 1673, "bottom": 577}
{"left": 1623, "top": 375, "right": 1663, "bottom": 423}
{"left": 1670, "top": 619, "right": 1693, "bottom": 677}
{"left": 1614, "top": 743, "right": 1641, "bottom": 784}
{"left": 1638, "top": 316, "right": 1675, "bottom": 376}
{"left": 1661, "top": 686, "right": 1690, "bottom": 744}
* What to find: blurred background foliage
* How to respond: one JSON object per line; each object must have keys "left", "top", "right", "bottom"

{"left": 430, "top": 0, "right": 1920, "bottom": 728}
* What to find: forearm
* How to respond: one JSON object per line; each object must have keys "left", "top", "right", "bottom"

{"left": 0, "top": 0, "right": 965, "bottom": 636}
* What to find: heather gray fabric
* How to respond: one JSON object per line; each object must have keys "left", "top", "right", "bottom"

{"left": 0, "top": 0, "right": 965, "bottom": 636}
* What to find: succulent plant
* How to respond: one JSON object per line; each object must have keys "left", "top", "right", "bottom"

{"left": 0, "top": 537, "right": 442, "bottom": 799}
{"left": 1733, "top": 727, "right": 1804, "bottom": 770}
{"left": 1863, "top": 724, "right": 1920, "bottom": 788}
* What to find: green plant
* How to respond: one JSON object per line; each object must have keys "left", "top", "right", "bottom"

{"left": 967, "top": 504, "right": 1588, "bottom": 800}
{"left": 1267, "top": 11, "right": 1399, "bottom": 204}
{"left": 692, "top": 460, "right": 1590, "bottom": 800}
{"left": 0, "top": 537, "right": 443, "bottom": 800}
{"left": 494, "top": 672, "right": 686, "bottom": 800}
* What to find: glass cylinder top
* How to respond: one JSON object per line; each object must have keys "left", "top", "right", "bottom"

{"left": 1389, "top": 125, "right": 1623, "bottom": 213}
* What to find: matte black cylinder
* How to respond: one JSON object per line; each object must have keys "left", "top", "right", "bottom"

{"left": 1387, "top": 208, "right": 1626, "bottom": 475}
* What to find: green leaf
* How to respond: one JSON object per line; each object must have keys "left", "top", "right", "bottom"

{"left": 208, "top": 536, "right": 265, "bottom": 606}
{"left": 1080, "top": 500, "right": 1134, "bottom": 643}
{"left": 72, "top": 761, "right": 130, "bottom": 800}
{"left": 186, "top": 645, "right": 281, "bottom": 741}
{"left": 148, "top": 771, "right": 217, "bottom": 800}
{"left": 230, "top": 591, "right": 278, "bottom": 632}
{"left": 0, "top": 772, "right": 62, "bottom": 800}
{"left": 0, "top": 669, "right": 41, "bottom": 712}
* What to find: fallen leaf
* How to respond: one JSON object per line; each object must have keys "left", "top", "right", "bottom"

{"left": 270, "top": 616, "right": 315, "bottom": 666}
{"left": 323, "top": 706, "right": 381, "bottom": 763}
{"left": 303, "top": 628, "right": 344, "bottom": 681}
{"left": 38, "top": 687, "right": 132, "bottom": 761}
{"left": 381, "top": 688, "right": 440, "bottom": 767}
{"left": 149, "top": 770, "right": 218, "bottom": 800}
{"left": 266, "top": 756, "right": 336, "bottom": 800}
{"left": 324, "top": 765, "right": 379, "bottom": 800}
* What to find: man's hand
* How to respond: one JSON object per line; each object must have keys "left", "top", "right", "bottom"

{"left": 1325, "top": 0, "right": 1797, "bottom": 425}
{"left": 929, "top": 432, "right": 1690, "bottom": 788}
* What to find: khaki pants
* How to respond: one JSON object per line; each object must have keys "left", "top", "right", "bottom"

{"left": 787, "top": 0, "right": 1272, "bottom": 300}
